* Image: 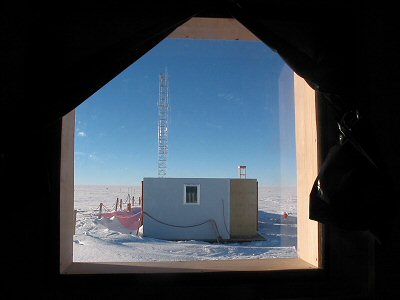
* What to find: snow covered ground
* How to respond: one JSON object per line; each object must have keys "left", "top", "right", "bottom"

{"left": 73, "top": 185, "right": 297, "bottom": 262}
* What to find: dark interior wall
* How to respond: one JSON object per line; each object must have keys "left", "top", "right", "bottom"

{"left": 363, "top": 4, "right": 400, "bottom": 298}
{"left": 1, "top": 1, "right": 399, "bottom": 299}
{"left": 317, "top": 2, "right": 400, "bottom": 295}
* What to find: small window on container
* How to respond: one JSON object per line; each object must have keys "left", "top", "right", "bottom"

{"left": 184, "top": 185, "right": 200, "bottom": 204}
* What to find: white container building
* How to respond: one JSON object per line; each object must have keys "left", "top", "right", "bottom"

{"left": 142, "top": 177, "right": 259, "bottom": 242}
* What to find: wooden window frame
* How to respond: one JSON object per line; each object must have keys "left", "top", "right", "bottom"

{"left": 60, "top": 17, "right": 321, "bottom": 275}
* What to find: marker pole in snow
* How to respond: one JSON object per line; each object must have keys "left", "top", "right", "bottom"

{"left": 99, "top": 203, "right": 103, "bottom": 218}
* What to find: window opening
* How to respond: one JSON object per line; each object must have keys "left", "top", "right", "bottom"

{"left": 62, "top": 17, "right": 319, "bottom": 272}
{"left": 184, "top": 185, "right": 200, "bottom": 204}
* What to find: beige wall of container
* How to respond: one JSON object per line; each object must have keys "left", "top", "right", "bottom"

{"left": 230, "top": 179, "right": 258, "bottom": 238}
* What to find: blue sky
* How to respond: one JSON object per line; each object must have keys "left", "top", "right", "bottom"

{"left": 74, "top": 38, "right": 297, "bottom": 187}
